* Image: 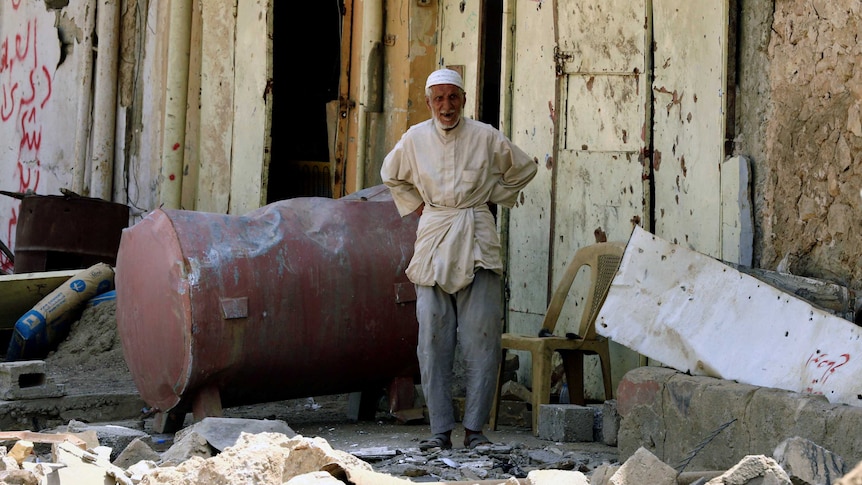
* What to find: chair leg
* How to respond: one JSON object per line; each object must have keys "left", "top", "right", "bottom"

{"left": 560, "top": 351, "right": 586, "bottom": 406}
{"left": 530, "top": 348, "right": 553, "bottom": 436}
{"left": 489, "top": 349, "right": 507, "bottom": 431}
{"left": 599, "top": 350, "right": 614, "bottom": 401}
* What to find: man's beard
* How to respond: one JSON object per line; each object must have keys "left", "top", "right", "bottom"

{"left": 432, "top": 111, "right": 461, "bottom": 131}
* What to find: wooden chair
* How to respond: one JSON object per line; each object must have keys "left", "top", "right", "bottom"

{"left": 490, "top": 241, "right": 626, "bottom": 436}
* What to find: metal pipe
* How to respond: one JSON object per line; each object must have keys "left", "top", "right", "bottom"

{"left": 354, "top": 0, "right": 383, "bottom": 192}
{"left": 159, "top": 0, "right": 193, "bottom": 209}
{"left": 72, "top": 4, "right": 97, "bottom": 195}
{"left": 90, "top": 0, "right": 121, "bottom": 201}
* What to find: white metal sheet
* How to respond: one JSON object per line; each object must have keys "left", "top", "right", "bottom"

{"left": 651, "top": 0, "right": 728, "bottom": 257}
{"left": 597, "top": 225, "right": 862, "bottom": 407}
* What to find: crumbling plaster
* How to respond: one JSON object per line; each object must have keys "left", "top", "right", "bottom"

{"left": 742, "top": 0, "right": 862, "bottom": 289}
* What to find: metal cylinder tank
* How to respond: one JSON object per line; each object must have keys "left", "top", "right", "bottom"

{"left": 115, "top": 187, "right": 420, "bottom": 431}
{"left": 13, "top": 193, "right": 129, "bottom": 273}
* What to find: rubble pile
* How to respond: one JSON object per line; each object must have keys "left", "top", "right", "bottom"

{"left": 0, "top": 422, "right": 861, "bottom": 484}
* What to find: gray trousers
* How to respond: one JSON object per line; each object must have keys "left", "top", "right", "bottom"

{"left": 415, "top": 269, "right": 503, "bottom": 435}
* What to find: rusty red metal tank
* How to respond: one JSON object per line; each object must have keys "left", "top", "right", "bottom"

{"left": 115, "top": 186, "right": 420, "bottom": 431}
{"left": 11, "top": 193, "right": 129, "bottom": 273}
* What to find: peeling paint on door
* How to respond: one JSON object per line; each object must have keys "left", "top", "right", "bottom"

{"left": 652, "top": 0, "right": 730, "bottom": 257}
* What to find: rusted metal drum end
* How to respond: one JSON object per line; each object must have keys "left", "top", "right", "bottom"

{"left": 14, "top": 194, "right": 129, "bottom": 273}
{"left": 116, "top": 189, "right": 420, "bottom": 429}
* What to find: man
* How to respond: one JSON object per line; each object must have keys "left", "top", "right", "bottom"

{"left": 381, "top": 68, "right": 538, "bottom": 450}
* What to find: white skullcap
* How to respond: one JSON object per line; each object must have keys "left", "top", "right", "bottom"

{"left": 425, "top": 68, "right": 464, "bottom": 90}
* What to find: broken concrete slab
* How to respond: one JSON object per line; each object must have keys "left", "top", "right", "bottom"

{"left": 54, "top": 441, "right": 133, "bottom": 485}
{"left": 172, "top": 416, "right": 296, "bottom": 451}
{"left": 773, "top": 436, "right": 847, "bottom": 485}
{"left": 609, "top": 447, "right": 677, "bottom": 485}
{"left": 61, "top": 420, "right": 148, "bottom": 462}
{"left": 597, "top": 225, "right": 862, "bottom": 407}
{"left": 112, "top": 436, "right": 160, "bottom": 468}
{"left": 703, "top": 455, "right": 791, "bottom": 484}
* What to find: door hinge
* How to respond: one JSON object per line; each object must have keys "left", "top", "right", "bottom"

{"left": 554, "top": 46, "right": 573, "bottom": 77}
{"left": 339, "top": 96, "right": 355, "bottom": 118}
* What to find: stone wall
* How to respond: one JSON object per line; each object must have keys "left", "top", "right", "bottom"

{"left": 616, "top": 366, "right": 862, "bottom": 472}
{"left": 740, "top": 0, "right": 862, "bottom": 288}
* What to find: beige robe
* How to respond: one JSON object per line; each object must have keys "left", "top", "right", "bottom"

{"left": 381, "top": 117, "right": 537, "bottom": 294}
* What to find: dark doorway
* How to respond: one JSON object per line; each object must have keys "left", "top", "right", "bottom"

{"left": 478, "top": 0, "right": 503, "bottom": 128}
{"left": 268, "top": 2, "right": 342, "bottom": 203}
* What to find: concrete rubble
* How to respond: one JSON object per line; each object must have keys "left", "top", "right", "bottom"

{"left": 0, "top": 417, "right": 859, "bottom": 484}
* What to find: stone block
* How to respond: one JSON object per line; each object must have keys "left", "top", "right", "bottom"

{"left": 704, "top": 455, "right": 791, "bottom": 484}
{"left": 497, "top": 400, "right": 531, "bottom": 427}
{"left": 537, "top": 404, "right": 594, "bottom": 442}
{"left": 602, "top": 400, "right": 620, "bottom": 446}
{"left": 0, "top": 361, "right": 63, "bottom": 400}
{"left": 610, "top": 447, "right": 676, "bottom": 485}
{"left": 773, "top": 436, "right": 847, "bottom": 485}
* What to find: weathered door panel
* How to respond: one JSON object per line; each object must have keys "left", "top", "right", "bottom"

{"left": 562, "top": 74, "right": 643, "bottom": 153}
{"left": 504, "top": 1, "right": 557, "bottom": 337}
{"left": 556, "top": 0, "right": 645, "bottom": 73}
{"left": 230, "top": 0, "right": 273, "bottom": 214}
{"left": 552, "top": 0, "right": 648, "bottom": 397}
{"left": 652, "top": 0, "right": 728, "bottom": 257}
{"left": 438, "top": 0, "right": 482, "bottom": 118}
{"left": 554, "top": 0, "right": 648, "bottom": 302}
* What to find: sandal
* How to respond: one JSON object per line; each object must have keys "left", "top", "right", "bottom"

{"left": 419, "top": 433, "right": 452, "bottom": 451}
{"left": 464, "top": 432, "right": 492, "bottom": 449}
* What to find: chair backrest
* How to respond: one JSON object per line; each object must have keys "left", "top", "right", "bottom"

{"left": 539, "top": 241, "right": 626, "bottom": 339}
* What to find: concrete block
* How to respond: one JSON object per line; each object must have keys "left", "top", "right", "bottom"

{"left": 501, "top": 380, "right": 531, "bottom": 403}
{"left": 602, "top": 400, "right": 620, "bottom": 446}
{"left": 609, "top": 447, "right": 676, "bottom": 485}
{"left": 773, "top": 436, "right": 847, "bottom": 485}
{"left": 704, "top": 455, "right": 791, "bottom": 484}
{"left": 590, "top": 463, "right": 620, "bottom": 485}
{"left": 537, "top": 404, "right": 594, "bottom": 442}
{"left": 0, "top": 361, "right": 63, "bottom": 400}
{"left": 495, "top": 400, "right": 532, "bottom": 427}
{"left": 64, "top": 420, "right": 148, "bottom": 462}
{"left": 525, "top": 469, "right": 589, "bottom": 484}
{"left": 173, "top": 417, "right": 296, "bottom": 451}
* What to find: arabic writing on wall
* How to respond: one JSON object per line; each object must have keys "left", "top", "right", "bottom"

{"left": 0, "top": 4, "right": 53, "bottom": 272}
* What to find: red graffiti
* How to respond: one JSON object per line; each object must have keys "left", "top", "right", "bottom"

{"left": 804, "top": 352, "right": 850, "bottom": 393}
{"left": 0, "top": 14, "right": 52, "bottom": 273}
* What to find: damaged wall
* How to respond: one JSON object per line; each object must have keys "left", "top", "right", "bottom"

{"left": 0, "top": 0, "right": 95, "bottom": 273}
{"left": 749, "top": 0, "right": 862, "bottom": 287}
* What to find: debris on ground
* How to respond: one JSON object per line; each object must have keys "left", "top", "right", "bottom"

{"left": 0, "top": 425, "right": 859, "bottom": 484}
